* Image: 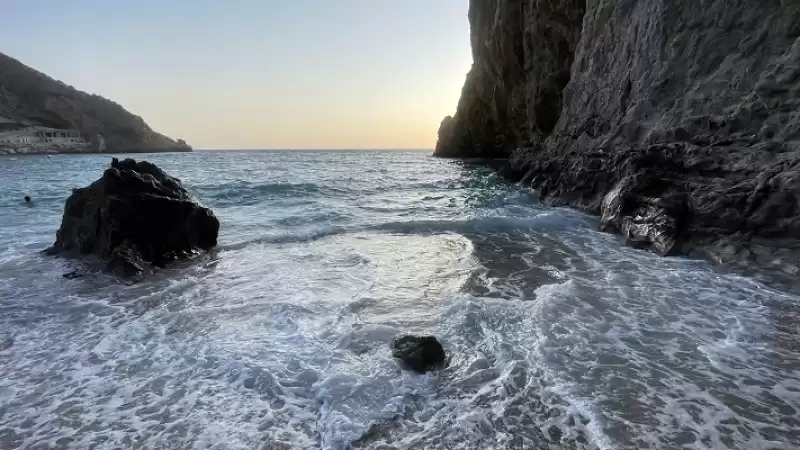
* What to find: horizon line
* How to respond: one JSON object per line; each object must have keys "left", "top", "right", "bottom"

{"left": 192, "top": 148, "right": 435, "bottom": 152}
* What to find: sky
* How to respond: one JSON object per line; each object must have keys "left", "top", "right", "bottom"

{"left": 2, "top": 1, "right": 472, "bottom": 150}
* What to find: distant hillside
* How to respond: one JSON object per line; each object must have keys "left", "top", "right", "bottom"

{"left": 0, "top": 52, "right": 190, "bottom": 153}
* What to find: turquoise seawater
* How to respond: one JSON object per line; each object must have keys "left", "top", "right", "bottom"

{"left": 0, "top": 151, "right": 799, "bottom": 449}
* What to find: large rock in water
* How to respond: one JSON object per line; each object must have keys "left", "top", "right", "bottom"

{"left": 435, "top": 0, "right": 800, "bottom": 272}
{"left": 49, "top": 158, "right": 219, "bottom": 275}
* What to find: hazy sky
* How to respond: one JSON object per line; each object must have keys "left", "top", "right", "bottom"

{"left": 3, "top": 1, "right": 471, "bottom": 149}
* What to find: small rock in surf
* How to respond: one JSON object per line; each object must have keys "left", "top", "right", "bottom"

{"left": 391, "top": 334, "right": 446, "bottom": 373}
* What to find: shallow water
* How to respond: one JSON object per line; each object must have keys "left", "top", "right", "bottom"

{"left": 0, "top": 151, "right": 799, "bottom": 449}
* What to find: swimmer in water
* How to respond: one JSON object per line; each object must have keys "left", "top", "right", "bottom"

{"left": 24, "top": 196, "right": 32, "bottom": 205}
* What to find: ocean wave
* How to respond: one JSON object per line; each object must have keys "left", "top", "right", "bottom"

{"left": 5, "top": 151, "right": 800, "bottom": 449}
{"left": 193, "top": 180, "right": 351, "bottom": 206}
{"left": 217, "top": 212, "right": 593, "bottom": 253}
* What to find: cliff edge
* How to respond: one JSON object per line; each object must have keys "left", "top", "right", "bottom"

{"left": 0, "top": 53, "right": 191, "bottom": 154}
{"left": 437, "top": 0, "right": 800, "bottom": 272}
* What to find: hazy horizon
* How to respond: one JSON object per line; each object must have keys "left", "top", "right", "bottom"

{"left": 192, "top": 148, "right": 436, "bottom": 151}
{"left": 3, "top": 1, "right": 471, "bottom": 150}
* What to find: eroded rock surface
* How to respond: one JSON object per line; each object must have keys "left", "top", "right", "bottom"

{"left": 49, "top": 158, "right": 219, "bottom": 275}
{"left": 435, "top": 0, "right": 585, "bottom": 158}
{"left": 436, "top": 0, "right": 800, "bottom": 270}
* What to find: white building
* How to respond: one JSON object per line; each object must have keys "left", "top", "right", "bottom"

{"left": 0, "top": 117, "right": 87, "bottom": 146}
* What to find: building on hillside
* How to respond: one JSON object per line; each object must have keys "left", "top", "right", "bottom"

{"left": 34, "top": 129, "right": 83, "bottom": 143}
{"left": 0, "top": 125, "right": 86, "bottom": 146}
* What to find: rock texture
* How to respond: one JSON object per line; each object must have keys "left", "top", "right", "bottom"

{"left": 436, "top": 0, "right": 585, "bottom": 157}
{"left": 436, "top": 0, "right": 800, "bottom": 271}
{"left": 391, "top": 335, "right": 446, "bottom": 373}
{"left": 0, "top": 52, "right": 191, "bottom": 153}
{"left": 49, "top": 158, "right": 219, "bottom": 275}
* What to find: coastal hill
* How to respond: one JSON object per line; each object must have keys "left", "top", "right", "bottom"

{"left": 0, "top": 52, "right": 190, "bottom": 154}
{"left": 436, "top": 0, "right": 800, "bottom": 272}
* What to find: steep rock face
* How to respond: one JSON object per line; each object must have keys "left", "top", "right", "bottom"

{"left": 435, "top": 0, "right": 586, "bottom": 157}
{"left": 0, "top": 53, "right": 191, "bottom": 153}
{"left": 438, "top": 0, "right": 800, "bottom": 270}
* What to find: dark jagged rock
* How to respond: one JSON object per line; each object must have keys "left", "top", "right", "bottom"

{"left": 49, "top": 158, "right": 219, "bottom": 276}
{"left": 435, "top": 0, "right": 585, "bottom": 158}
{"left": 391, "top": 335, "right": 446, "bottom": 373}
{"left": 436, "top": 0, "right": 800, "bottom": 272}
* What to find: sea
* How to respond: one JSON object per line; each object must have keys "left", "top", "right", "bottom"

{"left": 0, "top": 150, "right": 799, "bottom": 450}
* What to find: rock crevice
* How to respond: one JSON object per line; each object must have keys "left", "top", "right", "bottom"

{"left": 436, "top": 0, "right": 800, "bottom": 271}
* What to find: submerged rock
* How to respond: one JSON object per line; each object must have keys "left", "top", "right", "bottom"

{"left": 391, "top": 335, "right": 446, "bottom": 373}
{"left": 48, "top": 157, "right": 219, "bottom": 275}
{"left": 0, "top": 334, "right": 12, "bottom": 351}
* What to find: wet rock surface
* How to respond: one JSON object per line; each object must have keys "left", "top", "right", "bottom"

{"left": 48, "top": 158, "right": 219, "bottom": 275}
{"left": 391, "top": 335, "right": 446, "bottom": 373}
{"left": 436, "top": 0, "right": 800, "bottom": 271}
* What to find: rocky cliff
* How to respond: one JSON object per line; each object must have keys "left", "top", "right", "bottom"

{"left": 437, "top": 0, "right": 800, "bottom": 272}
{"left": 0, "top": 52, "right": 190, "bottom": 153}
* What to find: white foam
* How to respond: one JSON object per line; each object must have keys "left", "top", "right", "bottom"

{"left": 3, "top": 152, "right": 800, "bottom": 449}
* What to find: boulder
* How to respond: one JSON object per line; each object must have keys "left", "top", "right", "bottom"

{"left": 391, "top": 335, "right": 446, "bottom": 373}
{"left": 48, "top": 157, "right": 219, "bottom": 275}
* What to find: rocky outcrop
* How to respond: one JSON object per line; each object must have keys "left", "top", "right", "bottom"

{"left": 0, "top": 53, "right": 191, "bottom": 153}
{"left": 436, "top": 0, "right": 800, "bottom": 270}
{"left": 48, "top": 158, "right": 219, "bottom": 276}
{"left": 435, "top": 0, "right": 585, "bottom": 157}
{"left": 391, "top": 335, "right": 446, "bottom": 373}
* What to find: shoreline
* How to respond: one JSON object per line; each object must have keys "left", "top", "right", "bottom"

{"left": 434, "top": 153, "right": 800, "bottom": 288}
{"left": 0, "top": 148, "right": 193, "bottom": 156}
{"left": 434, "top": 0, "right": 800, "bottom": 279}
